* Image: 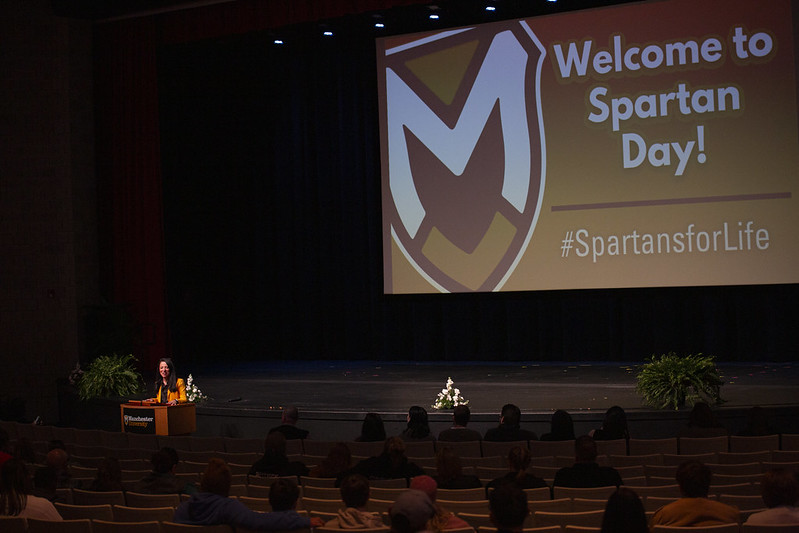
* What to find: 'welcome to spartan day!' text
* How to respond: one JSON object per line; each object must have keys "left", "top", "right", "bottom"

{"left": 551, "top": 27, "right": 776, "bottom": 176}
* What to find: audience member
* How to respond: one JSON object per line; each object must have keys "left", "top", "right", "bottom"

{"left": 650, "top": 460, "right": 739, "bottom": 528}
{"left": 540, "top": 409, "right": 575, "bottom": 441}
{"left": 400, "top": 406, "right": 434, "bottom": 442}
{"left": 745, "top": 468, "right": 799, "bottom": 525}
{"left": 340, "top": 437, "right": 424, "bottom": 486}
{"left": 410, "top": 475, "right": 471, "bottom": 532}
{"left": 309, "top": 442, "right": 352, "bottom": 479}
{"left": 737, "top": 406, "right": 779, "bottom": 436}
{"left": 553, "top": 435, "right": 622, "bottom": 488}
{"left": 489, "top": 483, "right": 530, "bottom": 533}
{"left": 174, "top": 458, "right": 322, "bottom": 529}
{"left": 355, "top": 413, "right": 387, "bottom": 443}
{"left": 269, "top": 406, "right": 310, "bottom": 440}
{"left": 324, "top": 474, "right": 384, "bottom": 529}
{"left": 433, "top": 447, "right": 481, "bottom": 490}
{"left": 250, "top": 432, "right": 309, "bottom": 478}
{"left": 677, "top": 402, "right": 727, "bottom": 438}
{"left": 0, "top": 458, "right": 62, "bottom": 520}
{"left": 591, "top": 405, "right": 630, "bottom": 441}
{"left": 44, "top": 448, "right": 75, "bottom": 489}
{"left": 484, "top": 404, "right": 537, "bottom": 442}
{"left": 32, "top": 464, "right": 58, "bottom": 502}
{"left": 486, "top": 446, "right": 547, "bottom": 493}
{"left": 134, "top": 448, "right": 197, "bottom": 495}
{"left": 600, "top": 487, "right": 648, "bottom": 533}
{"left": 88, "top": 457, "right": 123, "bottom": 492}
{"left": 389, "top": 489, "right": 436, "bottom": 533}
{"left": 12, "top": 437, "right": 36, "bottom": 464}
{"left": 437, "top": 405, "right": 482, "bottom": 442}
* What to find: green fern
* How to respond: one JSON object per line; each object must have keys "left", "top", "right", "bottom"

{"left": 636, "top": 352, "right": 724, "bottom": 410}
{"left": 77, "top": 353, "right": 145, "bottom": 400}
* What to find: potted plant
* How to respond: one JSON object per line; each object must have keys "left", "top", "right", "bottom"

{"left": 636, "top": 352, "right": 724, "bottom": 410}
{"left": 77, "top": 353, "right": 145, "bottom": 400}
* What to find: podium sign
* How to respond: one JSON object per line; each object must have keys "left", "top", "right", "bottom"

{"left": 120, "top": 403, "right": 196, "bottom": 435}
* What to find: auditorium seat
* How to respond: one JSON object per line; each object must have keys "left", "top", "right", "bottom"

{"left": 72, "top": 488, "right": 126, "bottom": 506}
{"left": 552, "top": 486, "right": 617, "bottom": 501}
{"left": 113, "top": 504, "right": 177, "bottom": 522}
{"left": 527, "top": 498, "right": 572, "bottom": 513}
{"left": 223, "top": 437, "right": 264, "bottom": 454}
{"left": 93, "top": 520, "right": 161, "bottom": 533}
{"left": 662, "top": 452, "right": 717, "bottom": 466}
{"left": 437, "top": 487, "right": 486, "bottom": 501}
{"left": 189, "top": 436, "right": 226, "bottom": 452}
{"left": 125, "top": 491, "right": 181, "bottom": 508}
{"left": 369, "top": 486, "right": 405, "bottom": 501}
{"left": 435, "top": 440, "right": 482, "bottom": 458}
{"left": 238, "top": 496, "right": 271, "bottom": 512}
{"left": 718, "top": 451, "right": 772, "bottom": 464}
{"left": 315, "top": 527, "right": 389, "bottom": 533}
{"left": 300, "top": 475, "right": 336, "bottom": 487}
{"left": 679, "top": 436, "right": 729, "bottom": 455}
{"left": 369, "top": 478, "right": 408, "bottom": 489}
{"left": 481, "top": 441, "right": 528, "bottom": 458}
{"left": 713, "top": 473, "right": 764, "bottom": 485}
{"left": 73, "top": 429, "right": 105, "bottom": 447}
{"left": 533, "top": 510, "right": 604, "bottom": 529}
{"left": 529, "top": 466, "right": 560, "bottom": 479}
{"left": 717, "top": 493, "right": 766, "bottom": 511}
{"left": 710, "top": 482, "right": 761, "bottom": 496}
{"left": 563, "top": 527, "right": 601, "bottom": 533}
{"left": 0, "top": 516, "right": 27, "bottom": 533}
{"left": 27, "top": 518, "right": 93, "bottom": 533}
{"left": 161, "top": 521, "right": 235, "bottom": 533}
{"left": 644, "top": 496, "right": 680, "bottom": 512}
{"left": 761, "top": 461, "right": 799, "bottom": 473}
{"left": 620, "top": 484, "right": 681, "bottom": 499}
{"left": 54, "top": 502, "right": 114, "bottom": 521}
{"left": 781, "top": 434, "right": 799, "bottom": 451}
{"left": 478, "top": 527, "right": 560, "bottom": 533}
{"left": 302, "top": 485, "right": 341, "bottom": 500}
{"left": 301, "top": 440, "right": 336, "bottom": 457}
{"left": 571, "top": 498, "right": 607, "bottom": 512}
{"left": 652, "top": 524, "right": 738, "bottom": 533}
{"left": 594, "top": 439, "right": 627, "bottom": 457}
{"left": 729, "top": 434, "right": 779, "bottom": 453}
{"left": 127, "top": 433, "right": 159, "bottom": 451}
{"left": 457, "top": 512, "right": 494, "bottom": 528}
{"left": 365, "top": 498, "right": 393, "bottom": 514}
{"left": 436, "top": 499, "right": 490, "bottom": 515}
{"left": 707, "top": 462, "right": 762, "bottom": 475}
{"left": 529, "top": 440, "right": 574, "bottom": 458}
{"left": 628, "top": 438, "right": 677, "bottom": 456}
{"left": 742, "top": 524, "right": 799, "bottom": 533}
{"left": 158, "top": 435, "right": 193, "bottom": 451}
{"left": 524, "top": 487, "right": 553, "bottom": 501}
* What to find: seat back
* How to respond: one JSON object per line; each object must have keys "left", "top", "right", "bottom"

{"left": 125, "top": 491, "right": 181, "bottom": 508}
{"left": 652, "top": 524, "right": 738, "bottom": 533}
{"left": 628, "top": 438, "right": 677, "bottom": 456}
{"left": 93, "top": 520, "right": 162, "bottom": 533}
{"left": 437, "top": 487, "right": 487, "bottom": 501}
{"left": 729, "top": 435, "right": 779, "bottom": 453}
{"left": 113, "top": 504, "right": 177, "bottom": 522}
{"left": 160, "top": 522, "right": 235, "bottom": 533}
{"left": 552, "top": 486, "right": 617, "bottom": 501}
{"left": 679, "top": 436, "right": 729, "bottom": 455}
{"left": 26, "top": 518, "right": 93, "bottom": 533}
{"left": 54, "top": 502, "right": 114, "bottom": 521}
{"left": 71, "top": 489, "right": 126, "bottom": 506}
{"left": 0, "top": 516, "right": 28, "bottom": 533}
{"left": 534, "top": 510, "right": 605, "bottom": 529}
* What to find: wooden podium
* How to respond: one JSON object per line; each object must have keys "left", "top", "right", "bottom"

{"left": 120, "top": 402, "right": 196, "bottom": 435}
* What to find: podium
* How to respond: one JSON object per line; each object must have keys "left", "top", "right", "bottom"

{"left": 120, "top": 402, "right": 196, "bottom": 435}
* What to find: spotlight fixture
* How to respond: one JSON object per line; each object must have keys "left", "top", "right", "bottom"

{"left": 485, "top": 5, "right": 496, "bottom": 11}
{"left": 273, "top": 39, "right": 284, "bottom": 45}
{"left": 429, "top": 13, "right": 440, "bottom": 19}
{"left": 323, "top": 30, "right": 334, "bottom": 36}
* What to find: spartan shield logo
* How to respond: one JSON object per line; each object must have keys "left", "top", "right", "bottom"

{"left": 382, "top": 21, "right": 546, "bottom": 293}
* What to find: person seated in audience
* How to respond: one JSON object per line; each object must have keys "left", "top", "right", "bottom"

{"left": 650, "top": 460, "right": 739, "bottom": 528}
{"left": 437, "top": 405, "right": 482, "bottom": 442}
{"left": 433, "top": 446, "right": 481, "bottom": 490}
{"left": 484, "top": 403, "right": 537, "bottom": 442}
{"left": 250, "top": 431, "right": 309, "bottom": 478}
{"left": 744, "top": 468, "right": 799, "bottom": 525}
{"left": 338, "top": 436, "right": 424, "bottom": 486}
{"left": 553, "top": 435, "right": 622, "bottom": 488}
{"left": 32, "top": 464, "right": 59, "bottom": 502}
{"left": 174, "top": 458, "right": 323, "bottom": 530}
{"left": 355, "top": 412, "right": 387, "bottom": 442}
{"left": 309, "top": 442, "right": 352, "bottom": 479}
{"left": 601, "top": 487, "right": 648, "bottom": 533}
{"left": 12, "top": 437, "right": 36, "bottom": 464}
{"left": 737, "top": 405, "right": 779, "bottom": 436}
{"left": 389, "top": 489, "right": 436, "bottom": 533}
{"left": 486, "top": 446, "right": 547, "bottom": 493}
{"left": 540, "top": 409, "right": 575, "bottom": 441}
{"left": 324, "top": 473, "right": 384, "bottom": 529}
{"left": 400, "top": 406, "right": 435, "bottom": 442}
{"left": 410, "top": 475, "right": 471, "bottom": 532}
{"left": 134, "top": 448, "right": 198, "bottom": 495}
{"left": 590, "top": 405, "right": 630, "bottom": 441}
{"left": 0, "top": 458, "right": 62, "bottom": 520}
{"left": 488, "top": 483, "right": 529, "bottom": 533}
{"left": 88, "top": 456, "right": 123, "bottom": 492}
{"left": 268, "top": 405, "right": 310, "bottom": 440}
{"left": 0, "top": 428, "right": 11, "bottom": 468}
{"left": 268, "top": 478, "right": 319, "bottom": 522}
{"left": 676, "top": 401, "right": 727, "bottom": 438}
{"left": 44, "top": 448, "right": 76, "bottom": 488}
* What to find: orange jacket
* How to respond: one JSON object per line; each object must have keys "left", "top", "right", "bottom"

{"left": 154, "top": 378, "right": 187, "bottom": 404}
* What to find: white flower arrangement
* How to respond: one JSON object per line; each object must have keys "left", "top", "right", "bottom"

{"left": 432, "top": 377, "right": 469, "bottom": 409}
{"left": 185, "top": 374, "right": 208, "bottom": 402}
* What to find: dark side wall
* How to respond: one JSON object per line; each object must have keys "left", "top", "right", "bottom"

{"left": 0, "top": 0, "right": 99, "bottom": 423}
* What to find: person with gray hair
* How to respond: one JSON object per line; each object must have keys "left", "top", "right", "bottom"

{"left": 268, "top": 405, "right": 309, "bottom": 440}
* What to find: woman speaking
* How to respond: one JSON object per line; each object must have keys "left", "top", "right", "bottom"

{"left": 150, "top": 357, "right": 187, "bottom": 405}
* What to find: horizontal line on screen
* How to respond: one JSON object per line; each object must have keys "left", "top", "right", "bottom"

{"left": 551, "top": 192, "right": 792, "bottom": 212}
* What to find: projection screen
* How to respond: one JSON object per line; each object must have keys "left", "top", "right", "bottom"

{"left": 377, "top": 0, "right": 799, "bottom": 293}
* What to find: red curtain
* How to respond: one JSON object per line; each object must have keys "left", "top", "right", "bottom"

{"left": 94, "top": 0, "right": 430, "bottom": 370}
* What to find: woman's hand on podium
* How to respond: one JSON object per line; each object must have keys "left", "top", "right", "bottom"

{"left": 166, "top": 399, "right": 178, "bottom": 406}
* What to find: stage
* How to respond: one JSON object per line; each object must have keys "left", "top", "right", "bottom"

{"left": 185, "top": 360, "right": 799, "bottom": 441}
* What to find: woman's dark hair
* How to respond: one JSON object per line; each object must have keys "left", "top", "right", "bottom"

{"left": 507, "top": 446, "right": 532, "bottom": 481}
{"left": 549, "top": 410, "right": 575, "bottom": 440}
{"left": 0, "top": 459, "right": 30, "bottom": 516}
{"left": 200, "top": 458, "right": 232, "bottom": 496}
{"left": 156, "top": 357, "right": 178, "bottom": 393}
{"left": 315, "top": 443, "right": 352, "bottom": 478}
{"left": 340, "top": 474, "right": 371, "bottom": 508}
{"left": 359, "top": 413, "right": 386, "bottom": 442}
{"left": 90, "top": 457, "right": 123, "bottom": 492}
{"left": 597, "top": 405, "right": 629, "bottom": 440}
{"left": 405, "top": 405, "right": 431, "bottom": 439}
{"left": 601, "top": 487, "right": 648, "bottom": 533}
{"left": 761, "top": 468, "right": 799, "bottom": 508}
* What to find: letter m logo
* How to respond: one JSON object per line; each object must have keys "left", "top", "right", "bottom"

{"left": 380, "top": 21, "right": 546, "bottom": 293}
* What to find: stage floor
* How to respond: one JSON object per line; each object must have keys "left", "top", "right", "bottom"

{"left": 193, "top": 360, "right": 799, "bottom": 415}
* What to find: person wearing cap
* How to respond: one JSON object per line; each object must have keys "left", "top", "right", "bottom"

{"left": 389, "top": 489, "right": 436, "bottom": 533}
{"left": 409, "top": 475, "right": 471, "bottom": 532}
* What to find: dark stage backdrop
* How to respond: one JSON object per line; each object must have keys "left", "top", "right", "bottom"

{"left": 156, "top": 17, "right": 799, "bottom": 364}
